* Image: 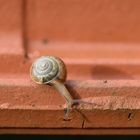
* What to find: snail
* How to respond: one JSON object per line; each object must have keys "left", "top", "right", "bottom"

{"left": 30, "top": 56, "right": 95, "bottom": 120}
{"left": 30, "top": 56, "right": 74, "bottom": 120}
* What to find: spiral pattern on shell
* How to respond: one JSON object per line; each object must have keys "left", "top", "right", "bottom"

{"left": 30, "top": 56, "right": 66, "bottom": 84}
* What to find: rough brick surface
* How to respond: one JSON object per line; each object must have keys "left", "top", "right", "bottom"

{"left": 1, "top": 0, "right": 140, "bottom": 135}
{"left": 0, "top": 77, "right": 140, "bottom": 128}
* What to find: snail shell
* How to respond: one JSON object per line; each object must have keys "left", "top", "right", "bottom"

{"left": 30, "top": 56, "right": 67, "bottom": 84}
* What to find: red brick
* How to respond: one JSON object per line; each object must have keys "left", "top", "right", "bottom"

{"left": 0, "top": 77, "right": 140, "bottom": 128}
{"left": 26, "top": 0, "right": 140, "bottom": 42}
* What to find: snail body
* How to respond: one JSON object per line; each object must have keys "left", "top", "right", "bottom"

{"left": 30, "top": 56, "right": 74, "bottom": 120}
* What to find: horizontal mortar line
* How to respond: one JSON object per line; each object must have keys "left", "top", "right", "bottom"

{"left": 0, "top": 76, "right": 140, "bottom": 87}
{"left": 65, "top": 59, "right": 140, "bottom": 65}
{"left": 0, "top": 128, "right": 140, "bottom": 135}
{"left": 29, "top": 41, "right": 140, "bottom": 48}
